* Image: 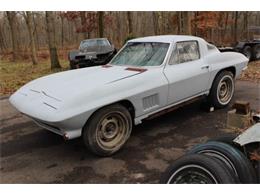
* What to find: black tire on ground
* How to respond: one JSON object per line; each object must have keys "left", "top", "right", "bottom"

{"left": 242, "top": 46, "right": 252, "bottom": 60}
{"left": 160, "top": 154, "right": 237, "bottom": 184}
{"left": 187, "top": 141, "right": 257, "bottom": 183}
{"left": 252, "top": 44, "right": 260, "bottom": 60}
{"left": 208, "top": 71, "right": 234, "bottom": 109}
{"left": 82, "top": 104, "right": 132, "bottom": 156}
{"left": 208, "top": 134, "right": 242, "bottom": 150}
{"left": 69, "top": 61, "right": 78, "bottom": 69}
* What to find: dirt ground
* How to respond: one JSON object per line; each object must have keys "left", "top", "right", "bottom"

{"left": 0, "top": 80, "right": 259, "bottom": 184}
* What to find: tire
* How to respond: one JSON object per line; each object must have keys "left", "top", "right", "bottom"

{"left": 252, "top": 44, "right": 260, "bottom": 60}
{"left": 82, "top": 104, "right": 132, "bottom": 156}
{"left": 208, "top": 71, "right": 234, "bottom": 108}
{"left": 208, "top": 134, "right": 239, "bottom": 147}
{"left": 242, "top": 46, "right": 252, "bottom": 60}
{"left": 187, "top": 141, "right": 257, "bottom": 183}
{"left": 160, "top": 154, "right": 237, "bottom": 184}
{"left": 69, "top": 61, "right": 78, "bottom": 69}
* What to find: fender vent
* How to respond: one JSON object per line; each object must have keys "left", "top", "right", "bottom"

{"left": 143, "top": 94, "right": 159, "bottom": 111}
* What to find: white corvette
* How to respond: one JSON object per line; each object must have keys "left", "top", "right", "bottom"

{"left": 9, "top": 35, "right": 248, "bottom": 156}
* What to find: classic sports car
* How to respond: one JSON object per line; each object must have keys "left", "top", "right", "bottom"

{"left": 9, "top": 35, "right": 248, "bottom": 156}
{"left": 68, "top": 38, "right": 117, "bottom": 69}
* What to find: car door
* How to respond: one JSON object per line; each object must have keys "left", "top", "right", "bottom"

{"left": 164, "top": 40, "right": 210, "bottom": 105}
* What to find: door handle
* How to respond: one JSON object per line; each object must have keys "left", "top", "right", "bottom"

{"left": 201, "top": 65, "right": 209, "bottom": 69}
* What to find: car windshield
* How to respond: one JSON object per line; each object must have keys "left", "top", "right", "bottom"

{"left": 110, "top": 42, "right": 169, "bottom": 66}
{"left": 80, "top": 39, "right": 110, "bottom": 49}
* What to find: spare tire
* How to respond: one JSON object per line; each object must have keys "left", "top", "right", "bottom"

{"left": 160, "top": 154, "right": 237, "bottom": 184}
{"left": 207, "top": 134, "right": 242, "bottom": 151}
{"left": 188, "top": 141, "right": 257, "bottom": 183}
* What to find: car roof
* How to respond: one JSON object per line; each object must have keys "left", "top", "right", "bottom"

{"left": 128, "top": 35, "right": 204, "bottom": 43}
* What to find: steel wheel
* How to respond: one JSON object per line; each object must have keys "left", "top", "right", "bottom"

{"left": 160, "top": 154, "right": 237, "bottom": 184}
{"left": 216, "top": 75, "right": 234, "bottom": 105}
{"left": 96, "top": 111, "right": 129, "bottom": 150}
{"left": 167, "top": 165, "right": 218, "bottom": 184}
{"left": 83, "top": 104, "right": 132, "bottom": 156}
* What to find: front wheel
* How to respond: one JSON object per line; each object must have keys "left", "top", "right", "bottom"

{"left": 208, "top": 71, "right": 234, "bottom": 108}
{"left": 82, "top": 104, "right": 132, "bottom": 156}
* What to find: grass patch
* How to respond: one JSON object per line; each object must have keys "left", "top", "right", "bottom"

{"left": 0, "top": 59, "right": 259, "bottom": 96}
{"left": 0, "top": 60, "right": 69, "bottom": 95}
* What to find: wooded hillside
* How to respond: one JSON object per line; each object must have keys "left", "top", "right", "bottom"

{"left": 0, "top": 11, "right": 259, "bottom": 64}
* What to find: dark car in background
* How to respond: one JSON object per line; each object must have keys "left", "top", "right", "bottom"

{"left": 68, "top": 38, "right": 117, "bottom": 69}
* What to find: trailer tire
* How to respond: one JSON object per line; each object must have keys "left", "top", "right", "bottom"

{"left": 252, "top": 44, "right": 260, "bottom": 60}
{"left": 188, "top": 141, "right": 257, "bottom": 183}
{"left": 242, "top": 46, "right": 252, "bottom": 60}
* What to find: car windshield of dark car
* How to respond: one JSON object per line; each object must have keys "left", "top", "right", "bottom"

{"left": 80, "top": 39, "right": 110, "bottom": 49}
{"left": 110, "top": 42, "right": 169, "bottom": 66}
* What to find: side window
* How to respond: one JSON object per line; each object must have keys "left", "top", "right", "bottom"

{"left": 169, "top": 41, "right": 200, "bottom": 65}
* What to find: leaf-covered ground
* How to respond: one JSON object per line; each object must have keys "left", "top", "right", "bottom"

{"left": 239, "top": 60, "right": 260, "bottom": 83}
{"left": 0, "top": 60, "right": 69, "bottom": 95}
{"left": 0, "top": 59, "right": 259, "bottom": 96}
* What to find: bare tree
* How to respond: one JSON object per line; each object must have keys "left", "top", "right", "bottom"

{"left": 23, "top": 11, "right": 38, "bottom": 65}
{"left": 233, "top": 11, "right": 239, "bottom": 43}
{"left": 0, "top": 22, "right": 7, "bottom": 52}
{"left": 45, "top": 11, "right": 61, "bottom": 69}
{"left": 126, "top": 11, "right": 133, "bottom": 36}
{"left": 98, "top": 11, "right": 104, "bottom": 37}
{"left": 6, "top": 11, "right": 19, "bottom": 61}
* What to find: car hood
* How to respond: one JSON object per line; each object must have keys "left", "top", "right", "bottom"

{"left": 16, "top": 65, "right": 145, "bottom": 101}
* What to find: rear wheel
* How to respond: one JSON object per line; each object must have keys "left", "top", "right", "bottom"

{"left": 208, "top": 71, "right": 234, "bottom": 108}
{"left": 82, "top": 104, "right": 132, "bottom": 156}
{"left": 160, "top": 154, "right": 237, "bottom": 184}
{"left": 188, "top": 141, "right": 257, "bottom": 183}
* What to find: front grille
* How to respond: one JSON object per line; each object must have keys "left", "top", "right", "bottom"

{"left": 75, "top": 55, "right": 85, "bottom": 60}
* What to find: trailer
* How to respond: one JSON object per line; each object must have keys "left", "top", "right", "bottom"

{"left": 218, "top": 26, "right": 260, "bottom": 61}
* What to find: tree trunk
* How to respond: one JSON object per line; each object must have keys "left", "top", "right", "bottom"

{"left": 32, "top": 14, "right": 40, "bottom": 50}
{"left": 98, "top": 12, "right": 104, "bottom": 37}
{"left": 126, "top": 11, "right": 133, "bottom": 36}
{"left": 152, "top": 12, "right": 159, "bottom": 35}
{"left": 243, "top": 12, "right": 249, "bottom": 40}
{"left": 80, "top": 12, "right": 89, "bottom": 39}
{"left": 234, "top": 11, "right": 239, "bottom": 43}
{"left": 0, "top": 23, "right": 7, "bottom": 51}
{"left": 24, "top": 11, "right": 38, "bottom": 65}
{"left": 6, "top": 11, "right": 19, "bottom": 61}
{"left": 183, "top": 12, "right": 191, "bottom": 35}
{"left": 45, "top": 11, "right": 61, "bottom": 69}
{"left": 222, "top": 12, "right": 229, "bottom": 44}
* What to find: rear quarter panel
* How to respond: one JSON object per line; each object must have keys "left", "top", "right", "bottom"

{"left": 205, "top": 52, "right": 248, "bottom": 90}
